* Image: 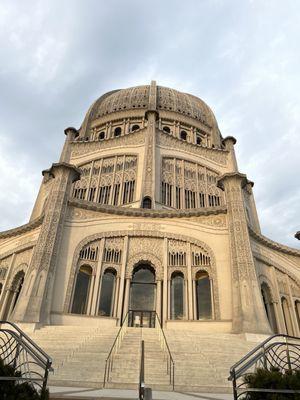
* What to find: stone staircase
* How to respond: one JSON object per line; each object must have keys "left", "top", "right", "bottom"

{"left": 26, "top": 323, "right": 258, "bottom": 392}
{"left": 166, "top": 329, "right": 257, "bottom": 391}
{"left": 106, "top": 327, "right": 171, "bottom": 390}
{"left": 27, "top": 324, "right": 118, "bottom": 386}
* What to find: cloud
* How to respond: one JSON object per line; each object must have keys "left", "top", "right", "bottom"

{"left": 0, "top": 0, "right": 299, "bottom": 248}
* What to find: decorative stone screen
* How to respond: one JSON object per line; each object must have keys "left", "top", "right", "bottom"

{"left": 72, "top": 155, "right": 137, "bottom": 206}
{"left": 161, "top": 157, "right": 224, "bottom": 209}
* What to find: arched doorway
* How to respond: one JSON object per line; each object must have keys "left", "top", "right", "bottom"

{"left": 71, "top": 265, "right": 93, "bottom": 315}
{"left": 129, "top": 263, "right": 156, "bottom": 327}
{"left": 2, "top": 270, "right": 25, "bottom": 320}
{"left": 98, "top": 268, "right": 116, "bottom": 316}
{"left": 195, "top": 271, "right": 212, "bottom": 320}
{"left": 171, "top": 272, "right": 184, "bottom": 320}
{"left": 281, "top": 297, "right": 294, "bottom": 335}
{"left": 261, "top": 282, "right": 278, "bottom": 333}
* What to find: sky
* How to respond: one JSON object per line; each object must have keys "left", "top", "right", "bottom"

{"left": 0, "top": 0, "right": 299, "bottom": 247}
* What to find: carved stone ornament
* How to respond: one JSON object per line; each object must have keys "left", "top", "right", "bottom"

{"left": 63, "top": 230, "right": 219, "bottom": 319}
{"left": 158, "top": 132, "right": 228, "bottom": 166}
{"left": 70, "top": 130, "right": 145, "bottom": 158}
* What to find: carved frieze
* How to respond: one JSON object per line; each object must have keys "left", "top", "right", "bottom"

{"left": 158, "top": 132, "right": 228, "bottom": 166}
{"left": 128, "top": 237, "right": 163, "bottom": 261}
{"left": 71, "top": 130, "right": 145, "bottom": 158}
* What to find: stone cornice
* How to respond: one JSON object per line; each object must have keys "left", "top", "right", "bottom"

{"left": 0, "top": 241, "right": 37, "bottom": 261}
{"left": 158, "top": 131, "right": 228, "bottom": 166}
{"left": 0, "top": 215, "right": 44, "bottom": 239}
{"left": 42, "top": 162, "right": 81, "bottom": 181}
{"left": 249, "top": 225, "right": 300, "bottom": 257}
{"left": 68, "top": 199, "right": 227, "bottom": 218}
{"left": 217, "top": 172, "right": 248, "bottom": 190}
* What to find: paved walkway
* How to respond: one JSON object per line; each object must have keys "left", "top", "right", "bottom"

{"left": 49, "top": 386, "right": 233, "bottom": 400}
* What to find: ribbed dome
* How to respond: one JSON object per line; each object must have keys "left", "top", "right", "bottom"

{"left": 80, "top": 82, "right": 220, "bottom": 138}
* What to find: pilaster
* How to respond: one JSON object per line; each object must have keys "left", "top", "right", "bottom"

{"left": 20, "top": 163, "right": 80, "bottom": 323}
{"left": 141, "top": 80, "right": 157, "bottom": 205}
{"left": 218, "top": 172, "right": 271, "bottom": 334}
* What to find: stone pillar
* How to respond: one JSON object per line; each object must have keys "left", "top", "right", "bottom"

{"left": 162, "top": 238, "right": 168, "bottom": 325}
{"left": 113, "top": 277, "right": 120, "bottom": 317}
{"left": 123, "top": 278, "right": 131, "bottom": 317}
{"left": 87, "top": 274, "right": 95, "bottom": 315}
{"left": 218, "top": 172, "right": 271, "bottom": 334}
{"left": 21, "top": 163, "right": 81, "bottom": 324}
{"left": 187, "top": 243, "right": 193, "bottom": 320}
{"left": 91, "top": 239, "right": 105, "bottom": 315}
{"left": 167, "top": 279, "right": 171, "bottom": 319}
{"left": 193, "top": 280, "right": 197, "bottom": 320}
{"left": 210, "top": 278, "right": 215, "bottom": 319}
{"left": 156, "top": 280, "right": 162, "bottom": 322}
{"left": 184, "top": 279, "right": 189, "bottom": 319}
{"left": 59, "top": 127, "right": 78, "bottom": 163}
{"left": 0, "top": 254, "right": 16, "bottom": 315}
{"left": 270, "top": 266, "right": 286, "bottom": 333}
{"left": 286, "top": 275, "right": 299, "bottom": 336}
{"left": 222, "top": 137, "right": 238, "bottom": 172}
{"left": 116, "top": 236, "right": 129, "bottom": 324}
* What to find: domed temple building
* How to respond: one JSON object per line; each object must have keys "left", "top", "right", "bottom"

{"left": 0, "top": 81, "right": 300, "bottom": 389}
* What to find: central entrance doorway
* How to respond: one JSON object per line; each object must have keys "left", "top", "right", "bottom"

{"left": 129, "top": 263, "right": 156, "bottom": 328}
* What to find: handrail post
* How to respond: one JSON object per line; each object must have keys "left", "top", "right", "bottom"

{"left": 285, "top": 336, "right": 292, "bottom": 371}
{"left": 232, "top": 369, "right": 237, "bottom": 400}
{"left": 139, "top": 340, "right": 145, "bottom": 400}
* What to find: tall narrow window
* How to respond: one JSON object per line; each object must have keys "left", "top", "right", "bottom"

{"left": 195, "top": 271, "right": 212, "bottom": 319}
{"left": 71, "top": 265, "right": 92, "bottom": 315}
{"left": 171, "top": 272, "right": 184, "bottom": 320}
{"left": 295, "top": 301, "right": 300, "bottom": 331}
{"left": 281, "top": 297, "right": 294, "bottom": 335}
{"left": 98, "top": 269, "right": 116, "bottom": 316}
{"left": 176, "top": 187, "right": 181, "bottom": 209}
{"left": 261, "top": 283, "right": 278, "bottom": 333}
{"left": 122, "top": 180, "right": 135, "bottom": 204}
{"left": 112, "top": 184, "right": 120, "bottom": 205}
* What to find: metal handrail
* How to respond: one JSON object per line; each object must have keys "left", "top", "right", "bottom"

{"left": 154, "top": 312, "right": 175, "bottom": 390}
{"left": 228, "top": 334, "right": 300, "bottom": 400}
{"left": 0, "top": 320, "right": 52, "bottom": 393}
{"left": 103, "top": 311, "right": 129, "bottom": 386}
{"left": 139, "top": 340, "right": 145, "bottom": 400}
{"left": 229, "top": 334, "right": 300, "bottom": 380}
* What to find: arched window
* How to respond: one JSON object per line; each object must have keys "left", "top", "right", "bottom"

{"left": 281, "top": 297, "right": 294, "bottom": 335}
{"left": 195, "top": 271, "right": 212, "bottom": 319}
{"left": 2, "top": 271, "right": 25, "bottom": 320}
{"left": 11, "top": 272, "right": 25, "bottom": 312}
{"left": 171, "top": 272, "right": 184, "bottom": 320}
{"left": 131, "top": 125, "right": 140, "bottom": 131}
{"left": 98, "top": 269, "right": 116, "bottom": 317}
{"left": 196, "top": 135, "right": 202, "bottom": 145}
{"left": 180, "top": 130, "right": 187, "bottom": 141}
{"left": 130, "top": 264, "right": 156, "bottom": 312}
{"left": 261, "top": 283, "right": 278, "bottom": 333}
{"left": 71, "top": 265, "right": 92, "bottom": 315}
{"left": 142, "top": 197, "right": 152, "bottom": 209}
{"left": 163, "top": 126, "right": 171, "bottom": 133}
{"left": 99, "top": 131, "right": 105, "bottom": 140}
{"left": 114, "top": 127, "right": 122, "bottom": 137}
{"left": 295, "top": 301, "right": 300, "bottom": 331}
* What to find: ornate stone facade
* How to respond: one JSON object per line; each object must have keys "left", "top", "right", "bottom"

{"left": 0, "top": 81, "right": 299, "bottom": 336}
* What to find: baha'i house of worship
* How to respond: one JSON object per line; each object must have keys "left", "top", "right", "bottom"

{"left": 0, "top": 81, "right": 300, "bottom": 389}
